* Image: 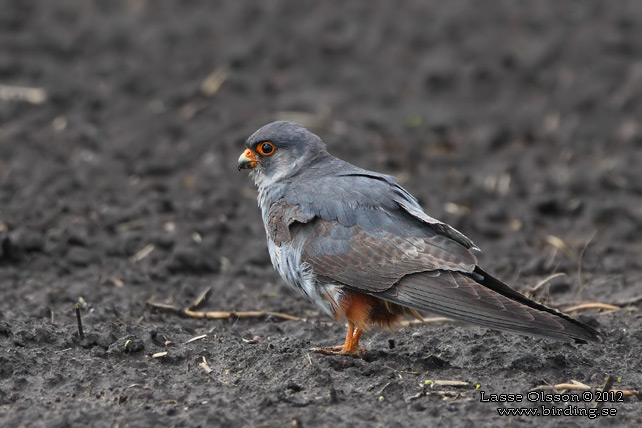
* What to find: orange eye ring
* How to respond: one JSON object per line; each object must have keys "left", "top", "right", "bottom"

{"left": 256, "top": 142, "right": 276, "bottom": 156}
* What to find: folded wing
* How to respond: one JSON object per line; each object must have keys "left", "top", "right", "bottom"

{"left": 272, "top": 171, "right": 599, "bottom": 343}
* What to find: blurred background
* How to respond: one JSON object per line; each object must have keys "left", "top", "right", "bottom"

{"left": 2, "top": 0, "right": 640, "bottom": 300}
{"left": 1, "top": 1, "right": 641, "bottom": 426}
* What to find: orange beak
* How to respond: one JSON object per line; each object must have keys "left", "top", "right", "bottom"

{"left": 237, "top": 148, "right": 258, "bottom": 170}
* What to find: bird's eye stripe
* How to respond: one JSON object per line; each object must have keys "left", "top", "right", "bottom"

{"left": 257, "top": 142, "right": 276, "bottom": 156}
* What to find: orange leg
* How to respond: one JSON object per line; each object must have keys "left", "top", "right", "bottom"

{"left": 313, "top": 322, "right": 365, "bottom": 355}
{"left": 346, "top": 325, "right": 363, "bottom": 353}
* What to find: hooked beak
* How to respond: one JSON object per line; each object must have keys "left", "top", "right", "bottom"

{"left": 237, "top": 148, "right": 258, "bottom": 170}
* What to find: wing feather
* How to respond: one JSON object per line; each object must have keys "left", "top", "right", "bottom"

{"left": 379, "top": 270, "right": 600, "bottom": 343}
{"left": 302, "top": 218, "right": 476, "bottom": 292}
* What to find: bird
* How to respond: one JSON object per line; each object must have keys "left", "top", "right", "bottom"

{"left": 237, "top": 121, "right": 600, "bottom": 355}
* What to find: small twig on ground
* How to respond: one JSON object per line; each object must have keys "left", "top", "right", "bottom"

{"left": 146, "top": 300, "right": 302, "bottom": 322}
{"left": 533, "top": 379, "right": 640, "bottom": 398}
{"left": 405, "top": 391, "right": 425, "bottom": 402}
{"left": 184, "top": 309, "right": 302, "bottom": 322}
{"left": 406, "top": 390, "right": 465, "bottom": 402}
{"left": 544, "top": 235, "right": 576, "bottom": 260}
{"left": 431, "top": 380, "right": 470, "bottom": 387}
{"left": 532, "top": 380, "right": 591, "bottom": 392}
{"left": 200, "top": 67, "right": 229, "bottom": 96}
{"left": 104, "top": 277, "right": 125, "bottom": 288}
{"left": 189, "top": 287, "right": 212, "bottom": 310}
{"left": 528, "top": 273, "right": 567, "bottom": 294}
{"left": 0, "top": 84, "right": 47, "bottom": 104}
{"left": 377, "top": 382, "right": 392, "bottom": 396}
{"left": 146, "top": 301, "right": 180, "bottom": 312}
{"left": 199, "top": 357, "right": 213, "bottom": 374}
{"left": 562, "top": 302, "right": 620, "bottom": 313}
{"left": 185, "top": 334, "right": 208, "bottom": 344}
{"left": 131, "top": 244, "right": 155, "bottom": 262}
{"left": 405, "top": 379, "right": 475, "bottom": 403}
{"left": 75, "top": 303, "right": 84, "bottom": 339}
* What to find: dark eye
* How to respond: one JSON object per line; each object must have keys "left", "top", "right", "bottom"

{"left": 256, "top": 142, "right": 276, "bottom": 156}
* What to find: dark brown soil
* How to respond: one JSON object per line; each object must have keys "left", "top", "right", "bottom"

{"left": 1, "top": 1, "right": 641, "bottom": 427}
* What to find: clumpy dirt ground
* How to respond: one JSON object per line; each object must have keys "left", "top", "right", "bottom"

{"left": 1, "top": 1, "right": 642, "bottom": 427}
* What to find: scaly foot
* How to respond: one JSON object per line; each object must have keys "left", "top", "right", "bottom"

{"left": 311, "top": 323, "right": 365, "bottom": 355}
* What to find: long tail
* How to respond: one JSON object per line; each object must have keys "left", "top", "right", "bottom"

{"left": 378, "top": 266, "right": 601, "bottom": 343}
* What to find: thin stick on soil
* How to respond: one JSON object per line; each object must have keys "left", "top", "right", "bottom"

{"left": 0, "top": 84, "right": 47, "bottom": 104}
{"left": 528, "top": 273, "right": 567, "bottom": 294}
{"left": 544, "top": 235, "right": 576, "bottom": 260}
{"left": 532, "top": 380, "right": 591, "bottom": 392}
{"left": 189, "top": 287, "right": 212, "bottom": 310}
{"left": 562, "top": 302, "right": 620, "bottom": 313}
{"left": 75, "top": 303, "right": 84, "bottom": 339}
{"left": 199, "top": 356, "right": 213, "bottom": 374}
{"left": 431, "top": 380, "right": 471, "bottom": 387}
{"left": 185, "top": 334, "right": 208, "bottom": 344}
{"left": 131, "top": 244, "right": 155, "bottom": 262}
{"left": 184, "top": 309, "right": 301, "bottom": 322}
{"left": 146, "top": 300, "right": 302, "bottom": 322}
{"left": 532, "top": 379, "right": 640, "bottom": 397}
{"left": 200, "top": 67, "right": 229, "bottom": 96}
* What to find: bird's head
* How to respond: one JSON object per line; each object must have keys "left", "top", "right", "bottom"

{"left": 238, "top": 121, "right": 328, "bottom": 188}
